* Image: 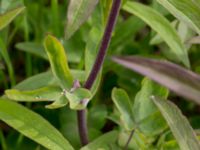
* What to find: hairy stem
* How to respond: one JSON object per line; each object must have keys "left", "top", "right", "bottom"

{"left": 77, "top": 0, "right": 121, "bottom": 146}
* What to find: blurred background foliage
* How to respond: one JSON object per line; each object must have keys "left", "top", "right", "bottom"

{"left": 0, "top": 0, "right": 200, "bottom": 149}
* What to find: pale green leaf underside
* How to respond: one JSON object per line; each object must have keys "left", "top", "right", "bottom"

{"left": 0, "top": 6, "right": 25, "bottom": 30}
{"left": 152, "top": 96, "right": 200, "bottom": 150}
{"left": 123, "top": 1, "right": 190, "bottom": 67}
{"left": 112, "top": 88, "right": 135, "bottom": 131}
{"left": 157, "top": 0, "right": 200, "bottom": 35}
{"left": 65, "top": 0, "right": 99, "bottom": 39}
{"left": 0, "top": 99, "right": 74, "bottom": 150}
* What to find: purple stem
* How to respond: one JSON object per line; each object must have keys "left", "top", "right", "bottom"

{"left": 77, "top": 0, "right": 121, "bottom": 146}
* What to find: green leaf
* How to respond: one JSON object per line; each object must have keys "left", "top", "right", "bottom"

{"left": 123, "top": 1, "right": 190, "bottom": 67}
{"left": 80, "top": 131, "right": 118, "bottom": 150}
{"left": 110, "top": 16, "right": 145, "bottom": 49}
{"left": 0, "top": 37, "right": 16, "bottom": 86}
{"left": 88, "top": 105, "right": 107, "bottom": 130}
{"left": 152, "top": 96, "right": 200, "bottom": 150}
{"left": 45, "top": 95, "right": 68, "bottom": 109}
{"left": 157, "top": 0, "right": 200, "bottom": 35}
{"left": 161, "top": 140, "right": 180, "bottom": 150}
{"left": 0, "top": 0, "right": 23, "bottom": 13}
{"left": 65, "top": 0, "right": 99, "bottom": 39}
{"left": 133, "top": 78, "right": 168, "bottom": 136}
{"left": 16, "top": 42, "right": 48, "bottom": 60}
{"left": 0, "top": 99, "right": 74, "bottom": 150}
{"left": 112, "top": 56, "right": 200, "bottom": 105}
{"left": 44, "top": 35, "right": 73, "bottom": 89}
{"left": 65, "top": 88, "right": 92, "bottom": 110}
{"left": 150, "top": 20, "right": 178, "bottom": 45}
{"left": 13, "top": 71, "right": 56, "bottom": 90}
{"left": 84, "top": 3, "right": 104, "bottom": 76}
{"left": 13, "top": 70, "right": 86, "bottom": 91}
{"left": 0, "top": 6, "right": 25, "bottom": 30}
{"left": 112, "top": 88, "right": 135, "bottom": 130}
{"left": 118, "top": 130, "right": 151, "bottom": 150}
{"left": 5, "top": 86, "right": 62, "bottom": 102}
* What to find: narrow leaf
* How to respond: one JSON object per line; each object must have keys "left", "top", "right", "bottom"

{"left": 112, "top": 56, "right": 200, "bottom": 105}
{"left": 157, "top": 0, "right": 200, "bottom": 35}
{"left": 152, "top": 96, "right": 200, "bottom": 150}
{"left": 123, "top": 1, "right": 190, "bottom": 67}
{"left": 5, "top": 86, "right": 62, "bottom": 102}
{"left": 0, "top": 99, "right": 74, "bottom": 150}
{"left": 13, "top": 71, "right": 57, "bottom": 90}
{"left": 0, "top": 6, "right": 25, "bottom": 30}
{"left": 65, "top": 0, "right": 99, "bottom": 39}
{"left": 112, "top": 88, "right": 135, "bottom": 130}
{"left": 44, "top": 35, "right": 73, "bottom": 89}
{"left": 13, "top": 70, "right": 86, "bottom": 91}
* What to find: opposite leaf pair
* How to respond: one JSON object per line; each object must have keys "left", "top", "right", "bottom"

{"left": 5, "top": 35, "right": 92, "bottom": 110}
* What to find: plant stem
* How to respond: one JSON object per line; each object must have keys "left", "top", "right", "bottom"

{"left": 77, "top": 0, "right": 121, "bottom": 146}
{"left": 124, "top": 130, "right": 135, "bottom": 150}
